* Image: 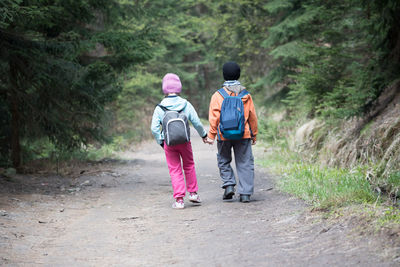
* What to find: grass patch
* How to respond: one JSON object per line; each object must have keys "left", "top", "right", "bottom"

{"left": 278, "top": 164, "right": 376, "bottom": 209}
{"left": 85, "top": 142, "right": 121, "bottom": 161}
{"left": 255, "top": 142, "right": 400, "bottom": 232}
{"left": 256, "top": 142, "right": 400, "bottom": 226}
{"left": 21, "top": 135, "right": 131, "bottom": 165}
{"left": 256, "top": 110, "right": 400, "bottom": 228}
{"left": 258, "top": 144, "right": 377, "bottom": 209}
{"left": 378, "top": 206, "right": 400, "bottom": 225}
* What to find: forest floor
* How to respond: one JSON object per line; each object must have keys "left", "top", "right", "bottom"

{"left": 1, "top": 132, "right": 400, "bottom": 266}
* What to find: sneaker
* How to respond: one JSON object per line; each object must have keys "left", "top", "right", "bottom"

{"left": 172, "top": 198, "right": 184, "bottom": 209}
{"left": 189, "top": 192, "right": 201, "bottom": 203}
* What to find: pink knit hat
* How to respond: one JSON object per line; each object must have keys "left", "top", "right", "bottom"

{"left": 162, "top": 73, "right": 182, "bottom": 94}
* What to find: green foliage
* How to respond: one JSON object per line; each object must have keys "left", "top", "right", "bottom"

{"left": 378, "top": 206, "right": 400, "bottom": 226}
{"left": 210, "top": 0, "right": 271, "bottom": 88}
{"left": 368, "top": 169, "right": 400, "bottom": 204}
{"left": 279, "top": 164, "right": 376, "bottom": 209}
{"left": 258, "top": 141, "right": 377, "bottom": 209}
{"left": 19, "top": 134, "right": 131, "bottom": 163}
{"left": 263, "top": 0, "right": 293, "bottom": 14}
{"left": 262, "top": 0, "right": 400, "bottom": 119}
{"left": 0, "top": 96, "right": 10, "bottom": 165}
{"left": 85, "top": 137, "right": 126, "bottom": 161}
{"left": 258, "top": 115, "right": 293, "bottom": 148}
{"left": 0, "top": 0, "right": 156, "bottom": 167}
{"left": 113, "top": 70, "right": 160, "bottom": 141}
{"left": 2, "top": 0, "right": 399, "bottom": 169}
{"left": 387, "top": 172, "right": 400, "bottom": 191}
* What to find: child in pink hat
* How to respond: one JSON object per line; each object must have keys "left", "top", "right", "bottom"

{"left": 151, "top": 73, "right": 208, "bottom": 209}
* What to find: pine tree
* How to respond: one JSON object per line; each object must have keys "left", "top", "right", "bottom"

{"left": 0, "top": 0, "right": 156, "bottom": 168}
{"left": 261, "top": 0, "right": 400, "bottom": 118}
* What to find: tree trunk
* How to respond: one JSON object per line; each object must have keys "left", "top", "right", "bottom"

{"left": 9, "top": 61, "right": 21, "bottom": 169}
{"left": 202, "top": 65, "right": 211, "bottom": 117}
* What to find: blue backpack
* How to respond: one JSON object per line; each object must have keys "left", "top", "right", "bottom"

{"left": 217, "top": 88, "right": 249, "bottom": 140}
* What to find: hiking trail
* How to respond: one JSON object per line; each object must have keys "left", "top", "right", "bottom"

{"left": 0, "top": 132, "right": 397, "bottom": 266}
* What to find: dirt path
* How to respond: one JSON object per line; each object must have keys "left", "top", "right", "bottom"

{"left": 0, "top": 134, "right": 398, "bottom": 266}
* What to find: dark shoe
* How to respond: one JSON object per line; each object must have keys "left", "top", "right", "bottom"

{"left": 223, "top": 185, "right": 235, "bottom": 200}
{"left": 240, "top": 194, "right": 250, "bottom": 203}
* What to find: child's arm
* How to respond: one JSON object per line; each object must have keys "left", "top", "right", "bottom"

{"left": 248, "top": 95, "right": 258, "bottom": 143}
{"left": 186, "top": 102, "right": 207, "bottom": 138}
{"left": 150, "top": 106, "right": 164, "bottom": 145}
{"left": 207, "top": 92, "right": 221, "bottom": 141}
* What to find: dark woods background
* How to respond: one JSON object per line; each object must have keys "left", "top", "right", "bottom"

{"left": 1, "top": 0, "right": 399, "bottom": 169}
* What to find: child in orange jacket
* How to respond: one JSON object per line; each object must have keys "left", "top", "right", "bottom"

{"left": 206, "top": 61, "right": 258, "bottom": 202}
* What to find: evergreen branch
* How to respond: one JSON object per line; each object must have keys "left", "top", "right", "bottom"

{"left": 0, "top": 28, "right": 82, "bottom": 56}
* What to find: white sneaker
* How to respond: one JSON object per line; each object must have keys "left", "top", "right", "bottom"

{"left": 172, "top": 199, "right": 184, "bottom": 209}
{"left": 189, "top": 192, "right": 201, "bottom": 203}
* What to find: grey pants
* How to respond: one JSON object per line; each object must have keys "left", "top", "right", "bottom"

{"left": 217, "top": 139, "right": 254, "bottom": 195}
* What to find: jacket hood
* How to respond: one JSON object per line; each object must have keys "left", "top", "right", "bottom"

{"left": 159, "top": 96, "right": 187, "bottom": 111}
{"left": 225, "top": 84, "right": 246, "bottom": 94}
{"left": 224, "top": 85, "right": 250, "bottom": 102}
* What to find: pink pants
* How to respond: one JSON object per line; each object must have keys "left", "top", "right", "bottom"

{"left": 164, "top": 141, "right": 198, "bottom": 199}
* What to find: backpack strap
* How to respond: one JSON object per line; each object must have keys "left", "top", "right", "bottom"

{"left": 217, "top": 125, "right": 222, "bottom": 141}
{"left": 217, "top": 88, "right": 229, "bottom": 98}
{"left": 216, "top": 88, "right": 226, "bottom": 141}
{"left": 218, "top": 88, "right": 249, "bottom": 98}
{"left": 238, "top": 90, "right": 249, "bottom": 98}
{"left": 157, "top": 103, "right": 187, "bottom": 113}
{"left": 238, "top": 90, "right": 253, "bottom": 136}
{"left": 157, "top": 104, "right": 169, "bottom": 112}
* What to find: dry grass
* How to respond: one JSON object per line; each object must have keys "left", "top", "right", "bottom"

{"left": 289, "top": 80, "right": 400, "bottom": 202}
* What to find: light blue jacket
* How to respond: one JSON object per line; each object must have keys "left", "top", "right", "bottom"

{"left": 151, "top": 95, "right": 207, "bottom": 145}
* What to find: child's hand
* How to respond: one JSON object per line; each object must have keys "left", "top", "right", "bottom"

{"left": 205, "top": 137, "right": 214, "bottom": 145}
{"left": 251, "top": 137, "right": 256, "bottom": 145}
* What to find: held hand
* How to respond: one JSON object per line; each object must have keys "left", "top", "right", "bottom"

{"left": 251, "top": 138, "right": 256, "bottom": 145}
{"left": 202, "top": 137, "right": 208, "bottom": 144}
{"left": 206, "top": 137, "right": 215, "bottom": 145}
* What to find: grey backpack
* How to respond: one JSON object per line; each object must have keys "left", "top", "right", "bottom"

{"left": 158, "top": 104, "right": 190, "bottom": 146}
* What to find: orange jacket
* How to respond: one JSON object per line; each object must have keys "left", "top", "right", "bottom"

{"left": 208, "top": 87, "right": 258, "bottom": 141}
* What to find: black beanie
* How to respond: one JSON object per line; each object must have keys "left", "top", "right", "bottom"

{"left": 223, "top": 61, "right": 241, "bottom": 80}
